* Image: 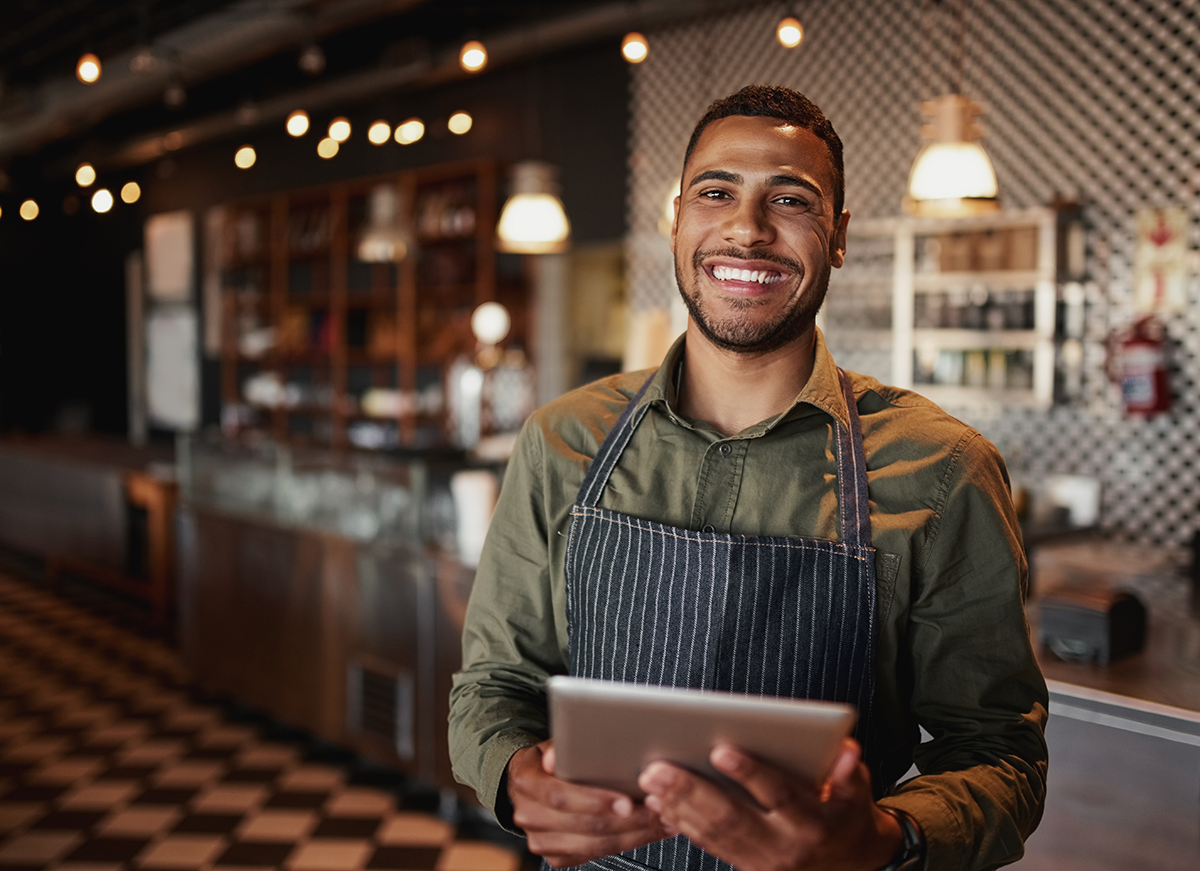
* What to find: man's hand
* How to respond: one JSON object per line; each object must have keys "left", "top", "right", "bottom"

{"left": 637, "top": 739, "right": 904, "bottom": 871}
{"left": 508, "top": 740, "right": 670, "bottom": 868}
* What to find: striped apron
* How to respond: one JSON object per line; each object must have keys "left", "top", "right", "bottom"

{"left": 563, "top": 369, "right": 878, "bottom": 871}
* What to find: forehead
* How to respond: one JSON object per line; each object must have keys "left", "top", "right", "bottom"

{"left": 686, "top": 115, "right": 835, "bottom": 191}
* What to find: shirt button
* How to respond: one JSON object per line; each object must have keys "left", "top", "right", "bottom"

{"left": 702, "top": 524, "right": 715, "bottom": 533}
{"left": 718, "top": 443, "right": 732, "bottom": 456}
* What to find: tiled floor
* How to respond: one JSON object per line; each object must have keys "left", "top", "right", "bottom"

{"left": 0, "top": 568, "right": 525, "bottom": 871}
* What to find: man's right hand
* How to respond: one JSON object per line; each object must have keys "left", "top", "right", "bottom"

{"left": 508, "top": 740, "right": 670, "bottom": 868}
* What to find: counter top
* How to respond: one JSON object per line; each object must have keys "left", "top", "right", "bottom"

{"left": 1028, "top": 539, "right": 1200, "bottom": 715}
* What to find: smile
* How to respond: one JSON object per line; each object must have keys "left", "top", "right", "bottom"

{"left": 710, "top": 265, "right": 785, "bottom": 285}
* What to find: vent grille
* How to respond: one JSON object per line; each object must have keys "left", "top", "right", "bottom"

{"left": 350, "top": 663, "right": 415, "bottom": 761}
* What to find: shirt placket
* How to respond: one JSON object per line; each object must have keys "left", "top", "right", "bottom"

{"left": 688, "top": 437, "right": 749, "bottom": 533}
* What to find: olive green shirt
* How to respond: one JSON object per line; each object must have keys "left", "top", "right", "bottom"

{"left": 449, "top": 331, "right": 1048, "bottom": 871}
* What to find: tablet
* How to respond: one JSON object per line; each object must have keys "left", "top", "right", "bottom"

{"left": 547, "top": 676, "right": 857, "bottom": 800}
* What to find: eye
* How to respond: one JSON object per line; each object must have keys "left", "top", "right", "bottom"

{"left": 699, "top": 188, "right": 731, "bottom": 200}
{"left": 773, "top": 193, "right": 811, "bottom": 208}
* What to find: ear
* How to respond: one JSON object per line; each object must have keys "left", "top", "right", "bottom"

{"left": 830, "top": 209, "right": 850, "bottom": 268}
{"left": 669, "top": 195, "right": 681, "bottom": 254}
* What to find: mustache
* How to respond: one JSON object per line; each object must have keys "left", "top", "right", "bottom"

{"left": 692, "top": 247, "right": 804, "bottom": 275}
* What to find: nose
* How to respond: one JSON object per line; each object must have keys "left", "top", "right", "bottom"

{"left": 721, "top": 196, "right": 775, "bottom": 248}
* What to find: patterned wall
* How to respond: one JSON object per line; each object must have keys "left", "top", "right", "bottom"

{"left": 627, "top": 0, "right": 1200, "bottom": 554}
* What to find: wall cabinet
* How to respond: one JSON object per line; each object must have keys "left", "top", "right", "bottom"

{"left": 848, "top": 208, "right": 1069, "bottom": 411}
{"left": 218, "top": 159, "right": 527, "bottom": 450}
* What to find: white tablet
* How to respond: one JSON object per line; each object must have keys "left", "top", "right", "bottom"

{"left": 547, "top": 676, "right": 857, "bottom": 800}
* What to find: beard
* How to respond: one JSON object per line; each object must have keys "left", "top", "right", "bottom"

{"left": 675, "top": 247, "right": 830, "bottom": 355}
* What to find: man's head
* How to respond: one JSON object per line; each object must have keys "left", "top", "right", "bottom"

{"left": 682, "top": 84, "right": 844, "bottom": 219}
{"left": 671, "top": 85, "right": 849, "bottom": 357}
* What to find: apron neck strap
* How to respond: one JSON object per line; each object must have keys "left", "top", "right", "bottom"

{"left": 577, "top": 373, "right": 656, "bottom": 507}
{"left": 836, "top": 368, "right": 871, "bottom": 549}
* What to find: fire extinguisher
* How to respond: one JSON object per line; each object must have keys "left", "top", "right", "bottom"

{"left": 1105, "top": 315, "right": 1171, "bottom": 417}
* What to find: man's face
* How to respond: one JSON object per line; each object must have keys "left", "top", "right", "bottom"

{"left": 670, "top": 114, "right": 849, "bottom": 356}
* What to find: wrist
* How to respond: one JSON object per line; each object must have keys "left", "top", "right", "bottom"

{"left": 875, "top": 807, "right": 925, "bottom": 871}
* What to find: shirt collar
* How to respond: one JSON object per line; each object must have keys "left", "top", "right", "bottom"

{"left": 637, "top": 328, "right": 851, "bottom": 436}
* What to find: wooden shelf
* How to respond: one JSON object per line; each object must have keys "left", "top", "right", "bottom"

{"left": 218, "top": 159, "right": 525, "bottom": 450}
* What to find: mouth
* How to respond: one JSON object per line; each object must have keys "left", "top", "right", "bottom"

{"left": 709, "top": 264, "right": 786, "bottom": 285}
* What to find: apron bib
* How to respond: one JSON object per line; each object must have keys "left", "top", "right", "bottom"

{"left": 561, "top": 370, "right": 879, "bottom": 871}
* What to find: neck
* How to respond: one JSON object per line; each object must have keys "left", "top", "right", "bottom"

{"left": 677, "top": 323, "right": 817, "bottom": 436}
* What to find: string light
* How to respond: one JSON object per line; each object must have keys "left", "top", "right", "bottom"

{"left": 19, "top": 200, "right": 38, "bottom": 221}
{"left": 317, "top": 137, "right": 339, "bottom": 159}
{"left": 328, "top": 117, "right": 351, "bottom": 142}
{"left": 621, "top": 32, "right": 649, "bottom": 63}
{"left": 367, "top": 121, "right": 391, "bottom": 144}
{"left": 76, "top": 53, "right": 101, "bottom": 83}
{"left": 776, "top": 16, "right": 804, "bottom": 48}
{"left": 286, "top": 110, "right": 310, "bottom": 137}
{"left": 459, "top": 40, "right": 487, "bottom": 73}
{"left": 121, "top": 182, "right": 141, "bottom": 204}
{"left": 394, "top": 118, "right": 425, "bottom": 145}
{"left": 234, "top": 145, "right": 257, "bottom": 169}
{"left": 448, "top": 112, "right": 473, "bottom": 135}
{"left": 75, "top": 163, "right": 96, "bottom": 187}
{"left": 91, "top": 189, "right": 114, "bottom": 213}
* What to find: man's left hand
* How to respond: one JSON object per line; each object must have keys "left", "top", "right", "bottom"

{"left": 636, "top": 739, "right": 903, "bottom": 871}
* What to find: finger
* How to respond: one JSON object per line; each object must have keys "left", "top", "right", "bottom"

{"left": 709, "top": 744, "right": 817, "bottom": 813}
{"left": 822, "top": 739, "right": 872, "bottom": 807}
{"left": 542, "top": 744, "right": 556, "bottom": 775}
{"left": 639, "top": 760, "right": 768, "bottom": 859}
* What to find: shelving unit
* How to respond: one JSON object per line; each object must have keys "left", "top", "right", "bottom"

{"left": 849, "top": 207, "right": 1062, "bottom": 410}
{"left": 217, "top": 159, "right": 526, "bottom": 450}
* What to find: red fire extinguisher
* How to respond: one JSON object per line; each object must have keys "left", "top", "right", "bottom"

{"left": 1106, "top": 315, "right": 1171, "bottom": 417}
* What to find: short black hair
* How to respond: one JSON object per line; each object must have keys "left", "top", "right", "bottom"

{"left": 682, "top": 84, "right": 845, "bottom": 218}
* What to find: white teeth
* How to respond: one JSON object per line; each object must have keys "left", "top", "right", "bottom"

{"left": 711, "top": 265, "right": 783, "bottom": 284}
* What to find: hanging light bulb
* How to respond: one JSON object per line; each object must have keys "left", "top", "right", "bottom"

{"left": 19, "top": 200, "right": 39, "bottom": 221}
{"left": 777, "top": 16, "right": 804, "bottom": 48}
{"left": 621, "top": 32, "right": 649, "bottom": 63}
{"left": 121, "top": 182, "right": 141, "bottom": 204}
{"left": 286, "top": 110, "right": 310, "bottom": 137}
{"left": 328, "top": 117, "right": 351, "bottom": 142}
{"left": 75, "top": 163, "right": 96, "bottom": 187}
{"left": 367, "top": 121, "right": 391, "bottom": 144}
{"left": 904, "top": 94, "right": 1000, "bottom": 217}
{"left": 394, "top": 117, "right": 425, "bottom": 145}
{"left": 496, "top": 161, "right": 571, "bottom": 254}
{"left": 459, "top": 40, "right": 487, "bottom": 73}
{"left": 447, "top": 112, "right": 473, "bottom": 135}
{"left": 76, "top": 53, "right": 102, "bottom": 83}
{"left": 234, "top": 145, "right": 257, "bottom": 169}
{"left": 317, "top": 137, "right": 339, "bottom": 159}
{"left": 471, "top": 302, "right": 511, "bottom": 345}
{"left": 91, "top": 189, "right": 114, "bottom": 213}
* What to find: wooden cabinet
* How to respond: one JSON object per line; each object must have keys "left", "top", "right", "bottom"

{"left": 218, "top": 159, "right": 525, "bottom": 449}
{"left": 847, "top": 208, "right": 1068, "bottom": 411}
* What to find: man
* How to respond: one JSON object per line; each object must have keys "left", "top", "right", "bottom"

{"left": 449, "top": 84, "right": 1048, "bottom": 871}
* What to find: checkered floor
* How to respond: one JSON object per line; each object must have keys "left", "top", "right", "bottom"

{"left": 0, "top": 569, "right": 525, "bottom": 871}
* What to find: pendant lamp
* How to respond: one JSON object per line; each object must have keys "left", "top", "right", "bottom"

{"left": 357, "top": 184, "right": 410, "bottom": 263}
{"left": 904, "top": 93, "right": 999, "bottom": 217}
{"left": 496, "top": 161, "right": 571, "bottom": 254}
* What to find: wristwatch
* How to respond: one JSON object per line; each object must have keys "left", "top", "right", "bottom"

{"left": 877, "top": 807, "right": 925, "bottom": 871}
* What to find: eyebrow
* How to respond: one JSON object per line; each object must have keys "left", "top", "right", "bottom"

{"left": 687, "top": 169, "right": 824, "bottom": 199}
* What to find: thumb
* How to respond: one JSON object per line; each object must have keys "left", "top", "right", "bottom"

{"left": 822, "top": 738, "right": 862, "bottom": 803}
{"left": 542, "top": 745, "right": 557, "bottom": 776}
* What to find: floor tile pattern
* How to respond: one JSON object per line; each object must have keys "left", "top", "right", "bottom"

{"left": 0, "top": 572, "right": 523, "bottom": 871}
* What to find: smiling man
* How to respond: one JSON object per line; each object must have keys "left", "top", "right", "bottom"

{"left": 449, "top": 85, "right": 1048, "bottom": 871}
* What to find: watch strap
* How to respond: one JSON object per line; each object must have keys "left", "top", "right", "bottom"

{"left": 877, "top": 807, "right": 925, "bottom": 871}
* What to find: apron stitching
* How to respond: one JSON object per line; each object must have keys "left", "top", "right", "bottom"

{"left": 569, "top": 507, "right": 872, "bottom": 562}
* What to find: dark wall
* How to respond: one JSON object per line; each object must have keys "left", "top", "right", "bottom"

{"left": 0, "top": 40, "right": 629, "bottom": 435}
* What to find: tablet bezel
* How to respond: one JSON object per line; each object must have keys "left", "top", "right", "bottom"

{"left": 547, "top": 676, "right": 857, "bottom": 800}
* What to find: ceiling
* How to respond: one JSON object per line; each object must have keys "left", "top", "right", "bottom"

{"left": 0, "top": 0, "right": 738, "bottom": 185}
